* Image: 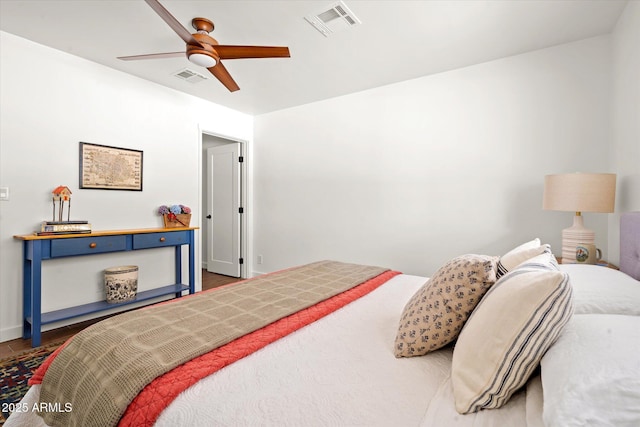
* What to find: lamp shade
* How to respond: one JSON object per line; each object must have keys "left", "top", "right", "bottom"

{"left": 543, "top": 173, "right": 616, "bottom": 213}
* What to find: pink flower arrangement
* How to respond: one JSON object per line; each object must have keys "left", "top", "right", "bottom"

{"left": 158, "top": 204, "right": 191, "bottom": 215}
{"left": 158, "top": 204, "right": 191, "bottom": 226}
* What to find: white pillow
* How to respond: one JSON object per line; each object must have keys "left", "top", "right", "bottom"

{"left": 559, "top": 264, "right": 640, "bottom": 315}
{"left": 541, "top": 314, "right": 640, "bottom": 427}
{"left": 496, "top": 238, "right": 548, "bottom": 279}
{"left": 451, "top": 251, "right": 573, "bottom": 414}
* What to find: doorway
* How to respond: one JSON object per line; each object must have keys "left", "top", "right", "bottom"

{"left": 201, "top": 133, "right": 245, "bottom": 278}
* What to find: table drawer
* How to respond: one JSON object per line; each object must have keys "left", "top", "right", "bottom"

{"left": 50, "top": 235, "right": 127, "bottom": 258}
{"left": 133, "top": 231, "right": 189, "bottom": 249}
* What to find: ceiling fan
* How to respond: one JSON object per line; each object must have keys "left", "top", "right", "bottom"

{"left": 117, "top": 0, "right": 290, "bottom": 92}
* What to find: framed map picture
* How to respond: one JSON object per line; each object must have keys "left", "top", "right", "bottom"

{"left": 79, "top": 142, "right": 143, "bottom": 191}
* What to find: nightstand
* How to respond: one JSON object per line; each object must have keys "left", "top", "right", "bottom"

{"left": 556, "top": 257, "right": 619, "bottom": 270}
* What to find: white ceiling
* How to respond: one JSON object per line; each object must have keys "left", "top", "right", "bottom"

{"left": 0, "top": 0, "right": 628, "bottom": 115}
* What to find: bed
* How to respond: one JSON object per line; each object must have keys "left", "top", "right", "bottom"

{"left": 5, "top": 212, "right": 640, "bottom": 427}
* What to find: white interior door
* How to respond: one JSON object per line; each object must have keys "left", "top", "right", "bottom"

{"left": 206, "top": 143, "right": 241, "bottom": 277}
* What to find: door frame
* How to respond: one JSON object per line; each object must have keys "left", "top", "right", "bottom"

{"left": 198, "top": 128, "right": 250, "bottom": 280}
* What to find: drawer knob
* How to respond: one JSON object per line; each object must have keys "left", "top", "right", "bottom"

{"left": 159, "top": 237, "right": 166, "bottom": 242}
{"left": 89, "top": 242, "right": 97, "bottom": 249}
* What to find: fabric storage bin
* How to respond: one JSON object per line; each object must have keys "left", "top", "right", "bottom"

{"left": 105, "top": 265, "right": 138, "bottom": 303}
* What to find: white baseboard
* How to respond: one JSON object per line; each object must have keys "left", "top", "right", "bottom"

{"left": 0, "top": 325, "right": 22, "bottom": 343}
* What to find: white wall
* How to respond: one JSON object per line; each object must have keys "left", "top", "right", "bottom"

{"left": 0, "top": 32, "right": 253, "bottom": 341}
{"left": 609, "top": 1, "right": 640, "bottom": 262}
{"left": 253, "top": 36, "right": 612, "bottom": 277}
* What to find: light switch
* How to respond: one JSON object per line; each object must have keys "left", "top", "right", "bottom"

{"left": 0, "top": 187, "right": 8, "bottom": 201}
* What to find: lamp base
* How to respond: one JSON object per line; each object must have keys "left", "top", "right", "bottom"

{"left": 561, "top": 214, "right": 595, "bottom": 262}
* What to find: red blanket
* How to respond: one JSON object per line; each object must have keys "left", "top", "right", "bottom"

{"left": 31, "top": 270, "right": 400, "bottom": 426}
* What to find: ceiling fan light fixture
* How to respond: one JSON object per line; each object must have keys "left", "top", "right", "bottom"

{"left": 188, "top": 53, "right": 217, "bottom": 68}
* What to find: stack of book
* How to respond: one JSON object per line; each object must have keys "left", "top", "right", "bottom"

{"left": 37, "top": 220, "right": 92, "bottom": 236}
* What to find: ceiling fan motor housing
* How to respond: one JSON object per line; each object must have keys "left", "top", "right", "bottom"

{"left": 187, "top": 32, "right": 219, "bottom": 67}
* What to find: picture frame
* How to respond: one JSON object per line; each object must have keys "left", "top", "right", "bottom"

{"left": 79, "top": 142, "right": 143, "bottom": 191}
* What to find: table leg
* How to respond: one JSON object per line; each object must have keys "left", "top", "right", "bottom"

{"left": 22, "top": 242, "right": 32, "bottom": 340}
{"left": 174, "top": 245, "right": 182, "bottom": 298}
{"left": 188, "top": 230, "right": 195, "bottom": 294}
{"left": 30, "top": 241, "right": 42, "bottom": 347}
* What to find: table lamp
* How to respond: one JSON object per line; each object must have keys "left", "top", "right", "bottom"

{"left": 543, "top": 173, "right": 616, "bottom": 262}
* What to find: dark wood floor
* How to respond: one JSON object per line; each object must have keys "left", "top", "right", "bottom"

{"left": 0, "top": 271, "right": 242, "bottom": 358}
{"left": 202, "top": 270, "right": 243, "bottom": 289}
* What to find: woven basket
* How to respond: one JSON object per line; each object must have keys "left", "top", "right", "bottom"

{"left": 163, "top": 213, "right": 191, "bottom": 228}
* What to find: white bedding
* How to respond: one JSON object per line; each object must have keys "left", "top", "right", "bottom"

{"left": 542, "top": 264, "right": 640, "bottom": 427}
{"left": 6, "top": 274, "right": 543, "bottom": 427}
{"left": 541, "top": 314, "right": 640, "bottom": 427}
{"left": 559, "top": 264, "right": 640, "bottom": 315}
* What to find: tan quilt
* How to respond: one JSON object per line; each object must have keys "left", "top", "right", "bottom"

{"left": 38, "top": 260, "right": 388, "bottom": 427}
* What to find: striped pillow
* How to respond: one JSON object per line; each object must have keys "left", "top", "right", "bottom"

{"left": 451, "top": 251, "right": 573, "bottom": 414}
{"left": 496, "top": 238, "right": 549, "bottom": 279}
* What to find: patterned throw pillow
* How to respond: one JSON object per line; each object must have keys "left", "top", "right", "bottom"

{"left": 394, "top": 254, "right": 498, "bottom": 358}
{"left": 451, "top": 250, "right": 573, "bottom": 414}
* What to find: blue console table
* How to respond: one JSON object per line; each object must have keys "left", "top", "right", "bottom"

{"left": 14, "top": 227, "right": 197, "bottom": 347}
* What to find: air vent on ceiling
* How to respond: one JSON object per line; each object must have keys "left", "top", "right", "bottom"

{"left": 304, "top": 1, "right": 361, "bottom": 37}
{"left": 173, "top": 68, "right": 208, "bottom": 84}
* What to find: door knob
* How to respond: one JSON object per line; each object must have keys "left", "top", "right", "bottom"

{"left": 206, "top": 215, "right": 212, "bottom": 219}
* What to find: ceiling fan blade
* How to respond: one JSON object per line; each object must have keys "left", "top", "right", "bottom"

{"left": 207, "top": 62, "right": 240, "bottom": 92}
{"left": 118, "top": 52, "right": 185, "bottom": 61}
{"left": 144, "top": 0, "right": 204, "bottom": 48}
{"left": 215, "top": 45, "right": 290, "bottom": 60}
